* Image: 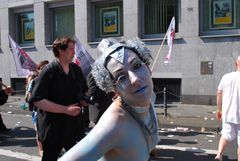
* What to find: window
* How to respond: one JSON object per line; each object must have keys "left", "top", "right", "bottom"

{"left": 45, "top": 1, "right": 74, "bottom": 44}
{"left": 153, "top": 78, "right": 181, "bottom": 103}
{"left": 52, "top": 7, "right": 74, "bottom": 40}
{"left": 91, "top": 1, "right": 123, "bottom": 41}
{"left": 142, "top": 0, "right": 179, "bottom": 38}
{"left": 199, "top": 0, "right": 240, "bottom": 36}
{"left": 17, "top": 12, "right": 34, "bottom": 45}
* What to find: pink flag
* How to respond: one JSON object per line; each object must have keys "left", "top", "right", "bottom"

{"left": 8, "top": 35, "right": 37, "bottom": 76}
{"left": 73, "top": 37, "right": 94, "bottom": 78}
{"left": 164, "top": 17, "right": 175, "bottom": 64}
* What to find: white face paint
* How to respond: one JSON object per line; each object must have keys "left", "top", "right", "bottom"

{"left": 107, "top": 48, "right": 153, "bottom": 107}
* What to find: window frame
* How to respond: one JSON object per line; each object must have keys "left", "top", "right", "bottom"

{"left": 140, "top": 0, "right": 180, "bottom": 39}
{"left": 17, "top": 12, "right": 34, "bottom": 45}
{"left": 10, "top": 7, "right": 34, "bottom": 47}
{"left": 199, "top": 0, "right": 240, "bottom": 37}
{"left": 90, "top": 0, "right": 123, "bottom": 42}
{"left": 45, "top": 1, "right": 74, "bottom": 45}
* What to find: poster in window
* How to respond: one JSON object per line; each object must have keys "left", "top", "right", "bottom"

{"left": 100, "top": 7, "right": 120, "bottom": 36}
{"left": 22, "top": 18, "right": 34, "bottom": 41}
{"left": 210, "top": 0, "right": 235, "bottom": 29}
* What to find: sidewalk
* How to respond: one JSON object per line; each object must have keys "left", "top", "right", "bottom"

{"left": 0, "top": 96, "right": 30, "bottom": 115}
{"left": 1, "top": 96, "right": 221, "bottom": 132}
{"left": 156, "top": 103, "right": 221, "bottom": 132}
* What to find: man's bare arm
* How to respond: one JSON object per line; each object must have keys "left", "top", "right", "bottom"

{"left": 34, "top": 99, "right": 81, "bottom": 116}
{"left": 216, "top": 90, "right": 222, "bottom": 121}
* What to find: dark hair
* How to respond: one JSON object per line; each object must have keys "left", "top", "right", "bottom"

{"left": 52, "top": 36, "right": 75, "bottom": 57}
{"left": 37, "top": 60, "right": 49, "bottom": 70}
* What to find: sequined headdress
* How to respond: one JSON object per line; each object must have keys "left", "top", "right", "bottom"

{"left": 91, "top": 37, "right": 152, "bottom": 93}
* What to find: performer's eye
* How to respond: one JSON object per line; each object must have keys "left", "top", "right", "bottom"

{"left": 114, "top": 73, "right": 127, "bottom": 85}
{"left": 132, "top": 59, "right": 143, "bottom": 70}
{"left": 132, "top": 62, "right": 142, "bottom": 70}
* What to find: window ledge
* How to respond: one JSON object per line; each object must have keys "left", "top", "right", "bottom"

{"left": 21, "top": 46, "right": 35, "bottom": 49}
{"left": 87, "top": 41, "right": 100, "bottom": 45}
{"left": 199, "top": 34, "right": 240, "bottom": 39}
{"left": 88, "top": 36, "right": 124, "bottom": 45}
{"left": 141, "top": 35, "right": 183, "bottom": 42}
{"left": 10, "top": 45, "right": 35, "bottom": 50}
{"left": 88, "top": 35, "right": 183, "bottom": 44}
{"left": 45, "top": 45, "right": 53, "bottom": 48}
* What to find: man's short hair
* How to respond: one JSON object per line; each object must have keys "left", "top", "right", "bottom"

{"left": 52, "top": 36, "right": 75, "bottom": 57}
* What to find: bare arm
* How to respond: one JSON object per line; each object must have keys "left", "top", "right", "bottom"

{"left": 34, "top": 99, "right": 81, "bottom": 116}
{"left": 216, "top": 90, "right": 222, "bottom": 121}
{"left": 59, "top": 106, "right": 123, "bottom": 161}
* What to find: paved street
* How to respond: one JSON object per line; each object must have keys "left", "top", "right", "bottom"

{"left": 0, "top": 113, "right": 40, "bottom": 161}
{"left": 0, "top": 112, "right": 238, "bottom": 161}
{"left": 154, "top": 127, "right": 237, "bottom": 161}
{"left": 0, "top": 96, "right": 238, "bottom": 161}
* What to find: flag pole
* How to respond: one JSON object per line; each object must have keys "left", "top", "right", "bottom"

{"left": 151, "top": 32, "right": 168, "bottom": 72}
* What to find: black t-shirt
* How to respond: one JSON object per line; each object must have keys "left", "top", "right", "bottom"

{"left": 86, "top": 72, "right": 113, "bottom": 123}
{"left": 30, "top": 59, "right": 88, "bottom": 144}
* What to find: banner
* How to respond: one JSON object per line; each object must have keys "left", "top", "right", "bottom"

{"left": 74, "top": 37, "right": 94, "bottom": 78}
{"left": 164, "top": 17, "right": 175, "bottom": 64}
{"left": 8, "top": 35, "right": 37, "bottom": 76}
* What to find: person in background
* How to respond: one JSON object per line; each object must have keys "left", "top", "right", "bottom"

{"left": 25, "top": 74, "right": 37, "bottom": 110}
{"left": 215, "top": 56, "right": 240, "bottom": 161}
{"left": 0, "top": 84, "right": 13, "bottom": 132}
{"left": 29, "top": 36, "right": 88, "bottom": 161}
{"left": 26, "top": 60, "right": 49, "bottom": 156}
{"left": 86, "top": 72, "right": 113, "bottom": 124}
{"left": 59, "top": 37, "right": 159, "bottom": 161}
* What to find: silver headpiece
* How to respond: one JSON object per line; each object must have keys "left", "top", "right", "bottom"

{"left": 91, "top": 37, "right": 152, "bottom": 93}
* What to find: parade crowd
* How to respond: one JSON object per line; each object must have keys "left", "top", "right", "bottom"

{"left": 1, "top": 36, "right": 240, "bottom": 161}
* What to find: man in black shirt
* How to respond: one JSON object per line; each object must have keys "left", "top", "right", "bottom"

{"left": 30, "top": 37, "right": 88, "bottom": 161}
{"left": 86, "top": 72, "right": 113, "bottom": 124}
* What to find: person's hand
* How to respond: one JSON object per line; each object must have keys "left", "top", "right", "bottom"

{"left": 66, "top": 104, "right": 81, "bottom": 116}
{"left": 4, "top": 86, "right": 13, "bottom": 95}
{"left": 216, "top": 110, "right": 222, "bottom": 121}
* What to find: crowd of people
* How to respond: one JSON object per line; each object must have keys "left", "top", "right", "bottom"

{"left": 0, "top": 36, "right": 240, "bottom": 161}
{"left": 0, "top": 36, "right": 159, "bottom": 161}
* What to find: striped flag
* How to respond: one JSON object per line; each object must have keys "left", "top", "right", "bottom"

{"left": 74, "top": 37, "right": 94, "bottom": 78}
{"left": 8, "top": 35, "right": 37, "bottom": 76}
{"left": 164, "top": 17, "right": 175, "bottom": 64}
